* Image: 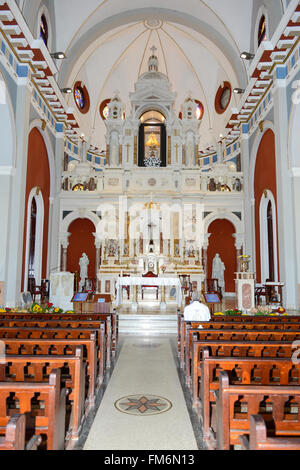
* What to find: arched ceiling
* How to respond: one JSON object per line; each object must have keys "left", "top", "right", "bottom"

{"left": 21, "top": 0, "right": 278, "bottom": 151}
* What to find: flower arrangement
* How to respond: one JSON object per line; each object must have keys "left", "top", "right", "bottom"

{"left": 224, "top": 308, "right": 243, "bottom": 316}
{"left": 31, "top": 302, "right": 44, "bottom": 313}
{"left": 249, "top": 306, "right": 274, "bottom": 315}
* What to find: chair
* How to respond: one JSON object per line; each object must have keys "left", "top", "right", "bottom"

{"left": 141, "top": 271, "right": 159, "bottom": 300}
{"left": 205, "top": 278, "right": 223, "bottom": 302}
{"left": 179, "top": 274, "right": 191, "bottom": 297}
{"left": 119, "top": 274, "right": 130, "bottom": 300}
{"left": 28, "top": 278, "right": 48, "bottom": 303}
{"left": 84, "top": 278, "right": 96, "bottom": 292}
{"left": 255, "top": 284, "right": 267, "bottom": 306}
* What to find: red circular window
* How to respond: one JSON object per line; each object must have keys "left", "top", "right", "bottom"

{"left": 178, "top": 100, "right": 204, "bottom": 120}
{"left": 73, "top": 81, "right": 90, "bottom": 114}
{"left": 195, "top": 100, "right": 204, "bottom": 120}
{"left": 215, "top": 82, "right": 232, "bottom": 114}
{"left": 100, "top": 99, "right": 111, "bottom": 120}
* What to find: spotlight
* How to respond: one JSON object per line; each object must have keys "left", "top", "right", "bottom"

{"left": 233, "top": 88, "right": 245, "bottom": 94}
{"left": 60, "top": 88, "right": 72, "bottom": 94}
{"left": 51, "top": 52, "right": 66, "bottom": 60}
{"left": 240, "top": 52, "right": 255, "bottom": 60}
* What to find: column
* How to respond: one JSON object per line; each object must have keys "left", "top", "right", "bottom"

{"left": 5, "top": 71, "right": 31, "bottom": 306}
{"left": 49, "top": 128, "right": 65, "bottom": 274}
{"left": 240, "top": 134, "right": 256, "bottom": 273}
{"left": 273, "top": 68, "right": 298, "bottom": 308}
{"left": 60, "top": 233, "right": 71, "bottom": 272}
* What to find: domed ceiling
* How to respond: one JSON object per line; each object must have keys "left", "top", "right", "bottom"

{"left": 19, "top": 0, "right": 287, "bottom": 153}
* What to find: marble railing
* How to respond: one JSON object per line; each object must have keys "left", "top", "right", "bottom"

{"left": 61, "top": 170, "right": 243, "bottom": 194}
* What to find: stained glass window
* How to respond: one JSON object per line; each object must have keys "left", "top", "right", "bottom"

{"left": 258, "top": 15, "right": 267, "bottom": 47}
{"left": 40, "top": 14, "right": 48, "bottom": 46}
{"left": 195, "top": 100, "right": 204, "bottom": 120}
{"left": 103, "top": 105, "right": 110, "bottom": 119}
{"left": 74, "top": 87, "right": 85, "bottom": 110}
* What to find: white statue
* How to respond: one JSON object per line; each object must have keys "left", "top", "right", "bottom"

{"left": 212, "top": 253, "right": 225, "bottom": 294}
{"left": 79, "top": 253, "right": 89, "bottom": 291}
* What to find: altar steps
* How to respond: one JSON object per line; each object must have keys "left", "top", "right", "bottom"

{"left": 118, "top": 314, "right": 178, "bottom": 335}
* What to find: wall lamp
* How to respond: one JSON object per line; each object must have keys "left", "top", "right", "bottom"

{"left": 233, "top": 88, "right": 245, "bottom": 94}
{"left": 240, "top": 52, "right": 255, "bottom": 60}
{"left": 60, "top": 88, "right": 72, "bottom": 94}
{"left": 51, "top": 52, "right": 66, "bottom": 60}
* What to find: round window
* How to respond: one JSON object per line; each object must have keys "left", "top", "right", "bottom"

{"left": 73, "top": 82, "right": 90, "bottom": 114}
{"left": 100, "top": 99, "right": 111, "bottom": 120}
{"left": 215, "top": 82, "right": 232, "bottom": 114}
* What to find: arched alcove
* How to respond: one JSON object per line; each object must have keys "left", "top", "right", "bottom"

{"left": 207, "top": 219, "right": 237, "bottom": 293}
{"left": 67, "top": 219, "right": 96, "bottom": 279}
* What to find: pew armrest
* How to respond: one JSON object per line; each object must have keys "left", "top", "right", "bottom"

{"left": 26, "top": 435, "right": 42, "bottom": 450}
{"left": 238, "top": 435, "right": 250, "bottom": 450}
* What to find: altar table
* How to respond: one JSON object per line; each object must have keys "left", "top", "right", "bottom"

{"left": 115, "top": 276, "right": 182, "bottom": 309}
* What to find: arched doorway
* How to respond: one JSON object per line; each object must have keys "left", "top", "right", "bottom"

{"left": 254, "top": 129, "right": 279, "bottom": 283}
{"left": 22, "top": 128, "right": 50, "bottom": 291}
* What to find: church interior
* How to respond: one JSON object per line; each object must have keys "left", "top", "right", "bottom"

{"left": 1, "top": 0, "right": 300, "bottom": 452}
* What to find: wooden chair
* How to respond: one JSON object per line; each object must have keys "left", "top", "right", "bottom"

{"left": 179, "top": 274, "right": 191, "bottom": 297}
{"left": 255, "top": 284, "right": 267, "bottom": 306}
{"left": 141, "top": 271, "right": 159, "bottom": 300}
{"left": 28, "top": 278, "right": 48, "bottom": 302}
{"left": 118, "top": 274, "right": 130, "bottom": 300}
{"left": 205, "top": 278, "right": 223, "bottom": 301}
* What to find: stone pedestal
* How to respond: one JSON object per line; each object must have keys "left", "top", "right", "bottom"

{"left": 50, "top": 272, "right": 74, "bottom": 312}
{"left": 235, "top": 272, "right": 255, "bottom": 311}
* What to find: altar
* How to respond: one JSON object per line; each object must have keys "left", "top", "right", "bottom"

{"left": 115, "top": 276, "right": 182, "bottom": 310}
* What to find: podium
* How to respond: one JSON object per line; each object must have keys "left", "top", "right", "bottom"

{"left": 72, "top": 293, "right": 111, "bottom": 314}
{"left": 235, "top": 272, "right": 255, "bottom": 311}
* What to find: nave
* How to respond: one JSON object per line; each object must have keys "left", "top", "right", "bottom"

{"left": 80, "top": 334, "right": 201, "bottom": 451}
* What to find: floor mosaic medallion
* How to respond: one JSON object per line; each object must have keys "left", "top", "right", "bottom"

{"left": 115, "top": 394, "right": 172, "bottom": 416}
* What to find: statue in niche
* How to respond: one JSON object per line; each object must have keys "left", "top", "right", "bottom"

{"left": 79, "top": 253, "right": 89, "bottom": 291}
{"left": 212, "top": 253, "right": 225, "bottom": 294}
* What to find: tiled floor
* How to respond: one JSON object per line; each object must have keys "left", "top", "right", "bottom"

{"left": 77, "top": 335, "right": 204, "bottom": 451}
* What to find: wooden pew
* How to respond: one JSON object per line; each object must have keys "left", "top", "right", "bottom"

{"left": 0, "top": 311, "right": 119, "bottom": 359}
{"left": 0, "top": 335, "right": 98, "bottom": 406}
{"left": 0, "top": 414, "right": 42, "bottom": 450}
{"left": 0, "top": 319, "right": 110, "bottom": 367}
{"left": 239, "top": 414, "right": 300, "bottom": 450}
{"left": 199, "top": 348, "right": 300, "bottom": 445}
{"left": 186, "top": 329, "right": 300, "bottom": 387}
{"left": 215, "top": 370, "right": 300, "bottom": 450}
{"left": 0, "top": 348, "right": 86, "bottom": 445}
{"left": 0, "top": 369, "right": 67, "bottom": 450}
{"left": 0, "top": 327, "right": 105, "bottom": 386}
{"left": 179, "top": 317, "right": 300, "bottom": 371}
{"left": 191, "top": 339, "right": 295, "bottom": 409}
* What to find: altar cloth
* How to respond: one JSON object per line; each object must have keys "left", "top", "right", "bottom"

{"left": 115, "top": 277, "right": 182, "bottom": 307}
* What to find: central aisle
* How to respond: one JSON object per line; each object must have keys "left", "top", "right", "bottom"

{"left": 84, "top": 336, "right": 199, "bottom": 450}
